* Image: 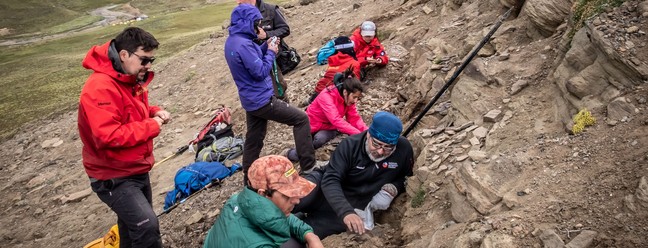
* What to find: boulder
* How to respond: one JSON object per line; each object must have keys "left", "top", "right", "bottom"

{"left": 553, "top": 24, "right": 648, "bottom": 131}
{"left": 523, "top": 0, "right": 571, "bottom": 37}
{"left": 480, "top": 233, "right": 516, "bottom": 248}
{"left": 448, "top": 180, "right": 480, "bottom": 222}
{"left": 565, "top": 230, "right": 597, "bottom": 248}
{"left": 483, "top": 109, "right": 503, "bottom": 123}
{"left": 635, "top": 177, "right": 648, "bottom": 208}
{"left": 540, "top": 229, "right": 565, "bottom": 248}
{"left": 607, "top": 97, "right": 636, "bottom": 121}
{"left": 510, "top": 80, "right": 528, "bottom": 95}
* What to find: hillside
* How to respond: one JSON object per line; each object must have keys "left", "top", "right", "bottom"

{"left": 0, "top": 0, "right": 647, "bottom": 247}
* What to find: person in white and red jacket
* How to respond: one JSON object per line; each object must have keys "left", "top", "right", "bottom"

{"left": 350, "top": 21, "right": 389, "bottom": 80}
{"left": 78, "top": 27, "right": 169, "bottom": 248}
{"left": 285, "top": 69, "right": 367, "bottom": 162}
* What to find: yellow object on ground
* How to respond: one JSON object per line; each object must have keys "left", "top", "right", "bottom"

{"left": 572, "top": 109, "right": 596, "bottom": 134}
{"left": 83, "top": 224, "right": 119, "bottom": 248}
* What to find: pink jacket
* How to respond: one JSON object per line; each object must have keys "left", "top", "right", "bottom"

{"left": 306, "top": 85, "right": 368, "bottom": 135}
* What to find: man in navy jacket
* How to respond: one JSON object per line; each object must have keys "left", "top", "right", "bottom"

{"left": 293, "top": 111, "right": 414, "bottom": 238}
{"left": 224, "top": 4, "right": 315, "bottom": 184}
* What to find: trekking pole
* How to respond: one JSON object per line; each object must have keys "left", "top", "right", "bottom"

{"left": 402, "top": 6, "right": 514, "bottom": 137}
{"left": 153, "top": 145, "right": 189, "bottom": 168}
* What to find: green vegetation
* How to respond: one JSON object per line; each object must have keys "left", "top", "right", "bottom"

{"left": 569, "top": 0, "right": 626, "bottom": 37}
{"left": 0, "top": 0, "right": 128, "bottom": 36}
{"left": 44, "top": 15, "right": 104, "bottom": 35}
{"left": 0, "top": 2, "right": 238, "bottom": 140}
{"left": 411, "top": 186, "right": 426, "bottom": 208}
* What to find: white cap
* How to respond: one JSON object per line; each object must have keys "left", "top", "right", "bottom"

{"left": 360, "top": 21, "right": 376, "bottom": 37}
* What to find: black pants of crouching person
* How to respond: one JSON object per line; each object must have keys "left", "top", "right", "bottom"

{"left": 242, "top": 96, "right": 315, "bottom": 184}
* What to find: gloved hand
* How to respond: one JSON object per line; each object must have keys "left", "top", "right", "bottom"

{"left": 369, "top": 188, "right": 395, "bottom": 210}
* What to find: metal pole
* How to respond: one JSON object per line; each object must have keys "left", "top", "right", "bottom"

{"left": 403, "top": 6, "right": 514, "bottom": 137}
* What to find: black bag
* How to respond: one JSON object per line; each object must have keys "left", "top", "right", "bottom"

{"left": 194, "top": 124, "right": 234, "bottom": 159}
{"left": 276, "top": 41, "right": 301, "bottom": 74}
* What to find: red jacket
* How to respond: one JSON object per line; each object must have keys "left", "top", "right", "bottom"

{"left": 78, "top": 41, "right": 162, "bottom": 180}
{"left": 307, "top": 85, "right": 368, "bottom": 135}
{"left": 314, "top": 53, "right": 361, "bottom": 93}
{"left": 350, "top": 28, "right": 389, "bottom": 68}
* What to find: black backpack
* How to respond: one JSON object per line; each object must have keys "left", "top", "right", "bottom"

{"left": 277, "top": 41, "right": 301, "bottom": 74}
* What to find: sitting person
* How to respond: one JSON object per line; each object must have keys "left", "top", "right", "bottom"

{"left": 350, "top": 21, "right": 389, "bottom": 79}
{"left": 285, "top": 68, "right": 367, "bottom": 162}
{"left": 302, "top": 36, "right": 361, "bottom": 106}
{"left": 292, "top": 111, "right": 414, "bottom": 238}
{"left": 203, "top": 155, "right": 323, "bottom": 248}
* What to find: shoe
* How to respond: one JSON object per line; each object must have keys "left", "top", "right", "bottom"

{"left": 280, "top": 148, "right": 292, "bottom": 159}
{"left": 298, "top": 98, "right": 311, "bottom": 108}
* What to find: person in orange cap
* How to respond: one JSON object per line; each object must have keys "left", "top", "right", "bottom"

{"left": 203, "top": 155, "right": 323, "bottom": 248}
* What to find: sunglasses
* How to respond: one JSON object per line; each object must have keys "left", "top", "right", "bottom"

{"left": 129, "top": 51, "right": 156, "bottom": 66}
{"left": 369, "top": 136, "right": 395, "bottom": 152}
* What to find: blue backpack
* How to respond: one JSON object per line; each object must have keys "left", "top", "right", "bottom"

{"left": 317, "top": 39, "right": 336, "bottom": 65}
{"left": 163, "top": 161, "right": 240, "bottom": 210}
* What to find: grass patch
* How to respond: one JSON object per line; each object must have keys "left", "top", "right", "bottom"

{"left": 44, "top": 15, "right": 104, "bottom": 35}
{"left": 411, "top": 186, "right": 426, "bottom": 208}
{"left": 569, "top": 0, "right": 626, "bottom": 38}
{"left": 0, "top": 2, "right": 237, "bottom": 140}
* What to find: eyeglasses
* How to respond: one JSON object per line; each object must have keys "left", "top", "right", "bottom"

{"left": 369, "top": 136, "right": 395, "bottom": 152}
{"left": 129, "top": 51, "right": 156, "bottom": 66}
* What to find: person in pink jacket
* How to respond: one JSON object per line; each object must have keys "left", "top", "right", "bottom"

{"left": 285, "top": 69, "right": 367, "bottom": 163}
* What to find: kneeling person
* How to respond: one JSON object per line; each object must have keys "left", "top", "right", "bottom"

{"left": 286, "top": 69, "right": 367, "bottom": 162}
{"left": 203, "top": 155, "right": 323, "bottom": 248}
{"left": 293, "top": 112, "right": 414, "bottom": 238}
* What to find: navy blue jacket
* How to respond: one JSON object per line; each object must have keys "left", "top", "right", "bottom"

{"left": 322, "top": 131, "right": 414, "bottom": 219}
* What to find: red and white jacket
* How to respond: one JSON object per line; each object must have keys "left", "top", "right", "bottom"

{"left": 306, "top": 85, "right": 368, "bottom": 135}
{"left": 350, "top": 28, "right": 389, "bottom": 68}
{"left": 78, "top": 41, "right": 162, "bottom": 180}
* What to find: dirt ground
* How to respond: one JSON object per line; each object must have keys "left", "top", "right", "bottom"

{"left": 1, "top": 0, "right": 647, "bottom": 247}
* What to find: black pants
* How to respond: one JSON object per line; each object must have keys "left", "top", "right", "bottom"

{"left": 292, "top": 170, "right": 347, "bottom": 239}
{"left": 90, "top": 174, "right": 161, "bottom": 248}
{"left": 243, "top": 96, "right": 315, "bottom": 183}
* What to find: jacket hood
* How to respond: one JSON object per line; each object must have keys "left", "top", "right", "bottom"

{"left": 82, "top": 40, "right": 140, "bottom": 84}
{"left": 328, "top": 52, "right": 357, "bottom": 66}
{"left": 229, "top": 4, "right": 262, "bottom": 40}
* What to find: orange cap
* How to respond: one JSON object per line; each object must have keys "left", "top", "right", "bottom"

{"left": 248, "top": 155, "right": 316, "bottom": 198}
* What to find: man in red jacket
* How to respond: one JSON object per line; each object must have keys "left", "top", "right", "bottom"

{"left": 78, "top": 27, "right": 170, "bottom": 248}
{"left": 350, "top": 21, "right": 389, "bottom": 80}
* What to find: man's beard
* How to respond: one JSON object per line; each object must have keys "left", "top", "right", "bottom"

{"left": 365, "top": 141, "right": 393, "bottom": 162}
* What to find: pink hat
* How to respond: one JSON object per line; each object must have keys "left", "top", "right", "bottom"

{"left": 248, "top": 155, "right": 316, "bottom": 198}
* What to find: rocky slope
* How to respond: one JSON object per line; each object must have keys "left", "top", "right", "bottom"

{"left": 0, "top": 0, "right": 647, "bottom": 247}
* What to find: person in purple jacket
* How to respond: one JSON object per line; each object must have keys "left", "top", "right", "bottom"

{"left": 224, "top": 4, "right": 315, "bottom": 184}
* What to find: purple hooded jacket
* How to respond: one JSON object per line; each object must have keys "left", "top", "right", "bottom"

{"left": 225, "top": 4, "right": 277, "bottom": 112}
